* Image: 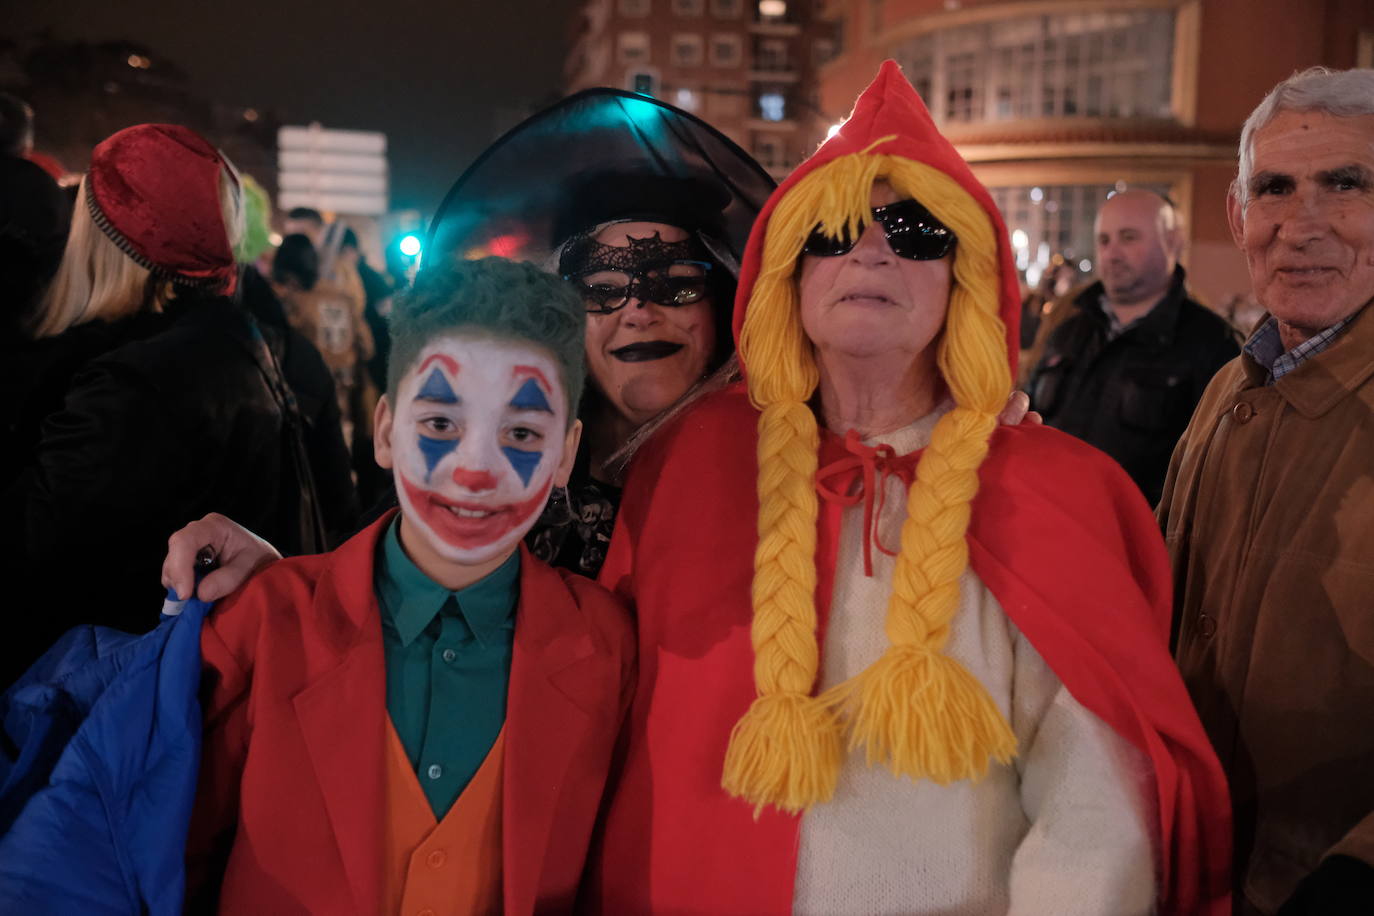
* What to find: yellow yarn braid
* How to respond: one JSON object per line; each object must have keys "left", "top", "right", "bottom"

{"left": 724, "top": 151, "right": 1016, "bottom": 813}
{"left": 723, "top": 157, "right": 886, "bottom": 813}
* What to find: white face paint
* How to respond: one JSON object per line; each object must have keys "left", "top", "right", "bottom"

{"left": 390, "top": 336, "right": 570, "bottom": 567}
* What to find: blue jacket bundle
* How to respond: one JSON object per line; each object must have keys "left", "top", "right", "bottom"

{"left": 0, "top": 596, "right": 209, "bottom": 915}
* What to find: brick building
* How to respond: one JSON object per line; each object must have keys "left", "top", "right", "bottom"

{"left": 814, "top": 0, "right": 1374, "bottom": 307}
{"left": 564, "top": 0, "right": 837, "bottom": 179}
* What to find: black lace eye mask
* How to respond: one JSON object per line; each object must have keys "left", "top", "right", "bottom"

{"left": 559, "top": 231, "right": 717, "bottom": 314}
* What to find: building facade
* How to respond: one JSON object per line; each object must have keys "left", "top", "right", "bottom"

{"left": 815, "top": 0, "right": 1374, "bottom": 308}
{"left": 565, "top": 0, "right": 837, "bottom": 179}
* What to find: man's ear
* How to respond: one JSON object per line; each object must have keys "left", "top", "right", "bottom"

{"left": 374, "top": 395, "right": 395, "bottom": 470}
{"left": 554, "top": 419, "right": 583, "bottom": 488}
{"left": 1226, "top": 186, "right": 1247, "bottom": 250}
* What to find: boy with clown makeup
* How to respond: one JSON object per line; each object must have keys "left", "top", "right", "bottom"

{"left": 186, "top": 258, "right": 635, "bottom": 915}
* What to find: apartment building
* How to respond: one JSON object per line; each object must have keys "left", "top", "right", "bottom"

{"left": 565, "top": 0, "right": 838, "bottom": 179}
{"left": 815, "top": 0, "right": 1374, "bottom": 305}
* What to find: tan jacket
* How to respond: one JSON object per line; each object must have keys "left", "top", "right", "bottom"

{"left": 1159, "top": 302, "right": 1374, "bottom": 914}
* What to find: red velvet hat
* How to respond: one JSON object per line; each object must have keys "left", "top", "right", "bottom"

{"left": 85, "top": 124, "right": 238, "bottom": 292}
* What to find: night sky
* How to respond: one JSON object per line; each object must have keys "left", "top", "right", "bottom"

{"left": 8, "top": 0, "right": 579, "bottom": 213}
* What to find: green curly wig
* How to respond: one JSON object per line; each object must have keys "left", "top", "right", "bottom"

{"left": 387, "top": 257, "right": 586, "bottom": 425}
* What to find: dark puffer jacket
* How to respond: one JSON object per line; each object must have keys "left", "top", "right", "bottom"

{"left": 0, "top": 292, "right": 320, "bottom": 686}
{"left": 1026, "top": 267, "right": 1241, "bottom": 506}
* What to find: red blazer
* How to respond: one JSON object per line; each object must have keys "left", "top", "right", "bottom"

{"left": 188, "top": 512, "right": 636, "bottom": 914}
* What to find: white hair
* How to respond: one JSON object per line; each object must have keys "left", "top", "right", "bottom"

{"left": 1235, "top": 67, "right": 1374, "bottom": 204}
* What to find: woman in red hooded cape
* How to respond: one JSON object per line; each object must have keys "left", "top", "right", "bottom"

{"left": 589, "top": 62, "right": 1230, "bottom": 914}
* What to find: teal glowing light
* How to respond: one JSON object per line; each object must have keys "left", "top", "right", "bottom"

{"left": 399, "top": 234, "right": 422, "bottom": 258}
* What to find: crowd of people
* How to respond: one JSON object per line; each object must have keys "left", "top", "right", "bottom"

{"left": 0, "top": 60, "right": 1371, "bottom": 916}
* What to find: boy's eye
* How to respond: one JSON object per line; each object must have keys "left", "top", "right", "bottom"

{"left": 507, "top": 426, "right": 543, "bottom": 445}
{"left": 421, "top": 416, "right": 459, "bottom": 436}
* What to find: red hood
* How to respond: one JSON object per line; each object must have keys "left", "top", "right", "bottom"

{"left": 730, "top": 60, "right": 1022, "bottom": 377}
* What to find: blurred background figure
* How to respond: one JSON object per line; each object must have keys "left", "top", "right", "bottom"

{"left": 1024, "top": 189, "right": 1240, "bottom": 505}
{"left": 1221, "top": 291, "right": 1267, "bottom": 336}
{"left": 271, "top": 232, "right": 375, "bottom": 453}
{"left": 341, "top": 225, "right": 392, "bottom": 395}
{"left": 0, "top": 123, "right": 326, "bottom": 686}
{"left": 0, "top": 92, "right": 69, "bottom": 343}
{"left": 280, "top": 206, "right": 393, "bottom": 507}
{"left": 282, "top": 205, "right": 325, "bottom": 246}
{"left": 1017, "top": 253, "right": 1076, "bottom": 350}
{"left": 235, "top": 181, "right": 359, "bottom": 546}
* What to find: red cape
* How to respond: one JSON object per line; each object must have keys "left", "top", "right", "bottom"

{"left": 590, "top": 60, "right": 1229, "bottom": 913}
{"left": 591, "top": 386, "right": 1230, "bottom": 913}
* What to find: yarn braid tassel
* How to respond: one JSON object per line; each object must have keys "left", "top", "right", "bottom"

{"left": 722, "top": 401, "right": 843, "bottom": 813}
{"left": 833, "top": 407, "right": 1017, "bottom": 783}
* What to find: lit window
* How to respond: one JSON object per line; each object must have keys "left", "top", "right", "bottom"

{"left": 619, "top": 0, "right": 652, "bottom": 15}
{"left": 675, "top": 87, "right": 700, "bottom": 110}
{"left": 672, "top": 33, "right": 705, "bottom": 66}
{"left": 894, "top": 9, "right": 1176, "bottom": 125}
{"left": 758, "top": 0, "right": 788, "bottom": 20}
{"left": 758, "top": 91, "right": 786, "bottom": 121}
{"left": 710, "top": 34, "right": 743, "bottom": 67}
{"left": 673, "top": 0, "right": 705, "bottom": 15}
{"left": 618, "top": 32, "right": 651, "bottom": 65}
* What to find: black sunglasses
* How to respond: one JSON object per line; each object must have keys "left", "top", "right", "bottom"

{"left": 802, "top": 199, "right": 957, "bottom": 261}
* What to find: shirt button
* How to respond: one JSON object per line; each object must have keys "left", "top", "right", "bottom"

{"left": 1197, "top": 614, "right": 1217, "bottom": 639}
{"left": 442, "top": 648, "right": 457, "bottom": 663}
{"left": 427, "top": 764, "right": 443, "bottom": 780}
{"left": 1231, "top": 402, "right": 1254, "bottom": 424}
{"left": 427, "top": 849, "right": 447, "bottom": 869}
{"left": 417, "top": 909, "right": 436, "bottom": 916}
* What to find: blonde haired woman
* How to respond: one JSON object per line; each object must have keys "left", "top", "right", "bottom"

{"left": 0, "top": 124, "right": 320, "bottom": 686}
{"left": 587, "top": 63, "right": 1230, "bottom": 915}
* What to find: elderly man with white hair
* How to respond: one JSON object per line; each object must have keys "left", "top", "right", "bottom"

{"left": 1159, "top": 66, "right": 1374, "bottom": 915}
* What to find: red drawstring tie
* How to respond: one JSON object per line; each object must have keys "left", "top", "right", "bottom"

{"left": 815, "top": 430, "right": 919, "bottom": 577}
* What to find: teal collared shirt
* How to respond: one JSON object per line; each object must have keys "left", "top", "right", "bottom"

{"left": 375, "top": 517, "right": 519, "bottom": 817}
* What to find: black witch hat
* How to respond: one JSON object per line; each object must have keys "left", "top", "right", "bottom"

{"left": 427, "top": 89, "right": 776, "bottom": 275}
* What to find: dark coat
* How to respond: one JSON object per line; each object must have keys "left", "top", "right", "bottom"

{"left": 0, "top": 292, "right": 319, "bottom": 686}
{"left": 238, "top": 266, "right": 359, "bottom": 544}
{"left": 1026, "top": 267, "right": 1241, "bottom": 506}
{"left": 0, "top": 156, "right": 69, "bottom": 341}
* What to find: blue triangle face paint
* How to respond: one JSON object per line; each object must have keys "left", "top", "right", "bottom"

{"left": 501, "top": 446, "right": 543, "bottom": 487}
{"left": 509, "top": 377, "right": 551, "bottom": 412}
{"left": 418, "top": 435, "right": 459, "bottom": 482}
{"left": 418, "top": 369, "right": 459, "bottom": 404}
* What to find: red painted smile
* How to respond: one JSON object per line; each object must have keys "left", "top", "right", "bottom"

{"left": 400, "top": 474, "right": 552, "bottom": 550}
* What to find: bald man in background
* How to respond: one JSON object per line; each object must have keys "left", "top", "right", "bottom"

{"left": 1025, "top": 189, "right": 1241, "bottom": 505}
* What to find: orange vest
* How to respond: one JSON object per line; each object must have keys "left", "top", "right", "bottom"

{"left": 381, "top": 719, "right": 505, "bottom": 915}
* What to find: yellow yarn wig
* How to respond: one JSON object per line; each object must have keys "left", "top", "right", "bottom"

{"left": 723, "top": 148, "right": 1017, "bottom": 814}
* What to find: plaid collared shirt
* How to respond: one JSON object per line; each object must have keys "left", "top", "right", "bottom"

{"left": 1242, "top": 314, "right": 1356, "bottom": 384}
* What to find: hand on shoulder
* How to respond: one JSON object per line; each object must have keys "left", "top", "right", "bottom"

{"left": 161, "top": 513, "right": 281, "bottom": 602}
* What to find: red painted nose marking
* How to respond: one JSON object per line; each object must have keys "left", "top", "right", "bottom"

{"left": 451, "top": 467, "right": 498, "bottom": 491}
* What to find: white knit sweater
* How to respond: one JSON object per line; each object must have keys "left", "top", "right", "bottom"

{"left": 792, "top": 407, "right": 1157, "bottom": 916}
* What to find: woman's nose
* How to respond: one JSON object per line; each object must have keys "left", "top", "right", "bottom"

{"left": 849, "top": 221, "right": 894, "bottom": 264}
